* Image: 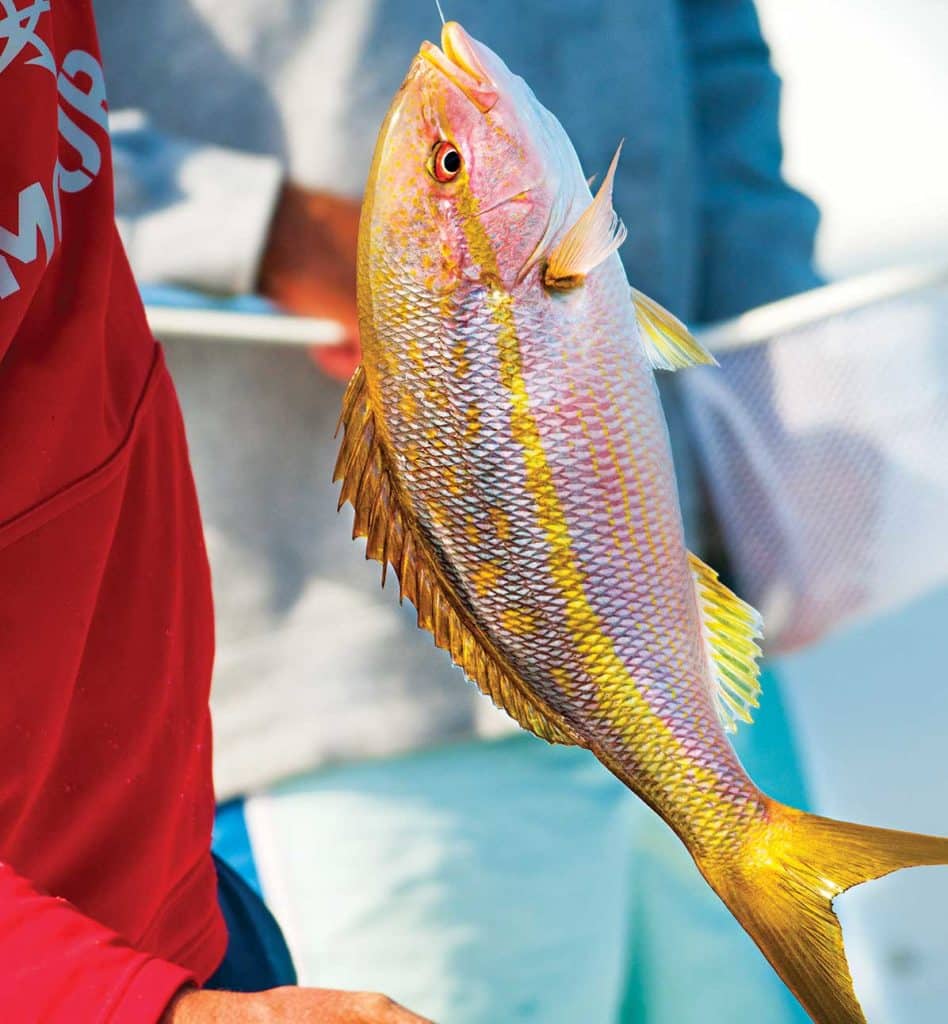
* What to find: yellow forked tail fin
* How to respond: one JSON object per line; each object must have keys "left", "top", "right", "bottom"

{"left": 700, "top": 802, "right": 948, "bottom": 1024}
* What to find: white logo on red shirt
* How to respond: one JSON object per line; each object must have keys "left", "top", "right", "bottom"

{"left": 0, "top": 2, "right": 109, "bottom": 299}
{"left": 0, "top": 0, "right": 55, "bottom": 76}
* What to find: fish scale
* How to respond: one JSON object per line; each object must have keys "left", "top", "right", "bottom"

{"left": 340, "top": 21, "right": 948, "bottom": 1024}
{"left": 371, "top": 239, "right": 763, "bottom": 850}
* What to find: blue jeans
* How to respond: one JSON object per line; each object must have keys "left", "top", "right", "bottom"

{"left": 205, "top": 849, "right": 297, "bottom": 991}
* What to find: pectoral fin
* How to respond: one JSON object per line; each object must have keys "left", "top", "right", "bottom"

{"left": 544, "top": 143, "right": 627, "bottom": 290}
{"left": 633, "top": 289, "right": 717, "bottom": 371}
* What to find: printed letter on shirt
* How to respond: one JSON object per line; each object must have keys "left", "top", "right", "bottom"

{"left": 0, "top": 1, "right": 108, "bottom": 299}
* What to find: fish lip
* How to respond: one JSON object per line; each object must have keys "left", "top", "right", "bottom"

{"left": 418, "top": 25, "right": 498, "bottom": 113}
{"left": 441, "top": 21, "right": 492, "bottom": 84}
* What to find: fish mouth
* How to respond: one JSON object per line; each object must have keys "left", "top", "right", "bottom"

{"left": 419, "top": 21, "right": 498, "bottom": 113}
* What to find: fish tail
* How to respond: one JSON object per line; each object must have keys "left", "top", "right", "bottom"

{"left": 698, "top": 800, "right": 948, "bottom": 1024}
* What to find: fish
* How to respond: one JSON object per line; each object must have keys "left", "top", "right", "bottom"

{"left": 335, "top": 20, "right": 948, "bottom": 1024}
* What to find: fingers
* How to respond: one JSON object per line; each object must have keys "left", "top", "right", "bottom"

{"left": 340, "top": 990, "right": 435, "bottom": 1024}
{"left": 355, "top": 991, "right": 436, "bottom": 1024}
{"left": 266, "top": 987, "right": 436, "bottom": 1024}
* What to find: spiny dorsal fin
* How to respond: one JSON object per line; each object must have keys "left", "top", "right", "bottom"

{"left": 544, "top": 143, "right": 627, "bottom": 291}
{"left": 689, "top": 551, "right": 763, "bottom": 733}
{"left": 334, "top": 366, "right": 581, "bottom": 747}
{"left": 633, "top": 289, "right": 717, "bottom": 371}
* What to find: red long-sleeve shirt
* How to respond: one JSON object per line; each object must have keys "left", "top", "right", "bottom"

{"left": 0, "top": 2, "right": 227, "bottom": 1019}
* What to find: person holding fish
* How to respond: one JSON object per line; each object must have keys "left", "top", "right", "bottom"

{"left": 90, "top": 2, "right": 913, "bottom": 1022}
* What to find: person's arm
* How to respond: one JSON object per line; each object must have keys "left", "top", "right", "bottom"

{"left": 256, "top": 179, "right": 361, "bottom": 379}
{"left": 0, "top": 861, "right": 432, "bottom": 1023}
{"left": 163, "top": 987, "right": 432, "bottom": 1023}
{"left": 681, "top": 0, "right": 823, "bottom": 320}
{"left": 0, "top": 862, "right": 195, "bottom": 1023}
{"left": 111, "top": 113, "right": 361, "bottom": 379}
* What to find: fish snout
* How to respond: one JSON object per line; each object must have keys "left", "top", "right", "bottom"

{"left": 419, "top": 21, "right": 498, "bottom": 113}
{"left": 441, "top": 21, "right": 492, "bottom": 85}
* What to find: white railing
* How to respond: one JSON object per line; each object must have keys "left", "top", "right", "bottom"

{"left": 144, "top": 304, "right": 344, "bottom": 347}
{"left": 144, "top": 260, "right": 948, "bottom": 351}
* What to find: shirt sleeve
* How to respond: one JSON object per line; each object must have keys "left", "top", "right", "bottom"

{"left": 681, "top": 0, "right": 823, "bottom": 320}
{"left": 111, "top": 109, "right": 284, "bottom": 294}
{"left": 0, "top": 863, "right": 193, "bottom": 1023}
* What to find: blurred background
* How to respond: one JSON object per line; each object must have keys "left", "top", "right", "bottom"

{"left": 100, "top": 0, "right": 948, "bottom": 1021}
{"left": 758, "top": 0, "right": 948, "bottom": 279}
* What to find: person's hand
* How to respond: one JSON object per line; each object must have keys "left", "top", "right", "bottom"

{"left": 258, "top": 182, "right": 362, "bottom": 381}
{"left": 162, "top": 985, "right": 435, "bottom": 1023}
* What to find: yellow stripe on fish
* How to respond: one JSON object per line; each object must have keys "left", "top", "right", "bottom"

{"left": 457, "top": 196, "right": 761, "bottom": 847}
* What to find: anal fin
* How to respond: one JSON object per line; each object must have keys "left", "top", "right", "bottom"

{"left": 689, "top": 551, "right": 763, "bottom": 732}
{"left": 334, "top": 366, "right": 581, "bottom": 747}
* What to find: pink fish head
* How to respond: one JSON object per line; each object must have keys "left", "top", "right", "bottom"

{"left": 361, "top": 21, "right": 591, "bottom": 297}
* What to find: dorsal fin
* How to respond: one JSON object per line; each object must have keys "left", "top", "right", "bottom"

{"left": 633, "top": 289, "right": 717, "bottom": 371}
{"left": 688, "top": 551, "right": 763, "bottom": 733}
{"left": 334, "top": 366, "right": 582, "bottom": 747}
{"left": 544, "top": 143, "right": 627, "bottom": 290}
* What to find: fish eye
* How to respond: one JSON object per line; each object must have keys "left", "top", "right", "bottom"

{"left": 430, "top": 141, "right": 462, "bottom": 183}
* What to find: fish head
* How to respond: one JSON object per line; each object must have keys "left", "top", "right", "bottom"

{"left": 360, "top": 21, "right": 591, "bottom": 302}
